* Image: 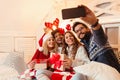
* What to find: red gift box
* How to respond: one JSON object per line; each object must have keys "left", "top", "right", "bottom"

{"left": 51, "top": 70, "right": 74, "bottom": 80}
{"left": 49, "top": 53, "right": 65, "bottom": 71}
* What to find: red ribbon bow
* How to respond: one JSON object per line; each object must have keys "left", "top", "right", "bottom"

{"left": 53, "top": 18, "right": 59, "bottom": 28}
{"left": 49, "top": 53, "right": 63, "bottom": 69}
{"left": 58, "top": 28, "right": 65, "bottom": 34}
{"left": 44, "top": 18, "right": 60, "bottom": 30}
{"left": 44, "top": 22, "right": 53, "bottom": 30}
{"left": 66, "top": 24, "right": 71, "bottom": 31}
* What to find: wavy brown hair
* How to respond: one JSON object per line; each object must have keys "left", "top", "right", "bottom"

{"left": 61, "top": 31, "right": 83, "bottom": 59}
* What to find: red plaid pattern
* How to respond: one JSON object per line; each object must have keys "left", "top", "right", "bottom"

{"left": 19, "top": 69, "right": 36, "bottom": 79}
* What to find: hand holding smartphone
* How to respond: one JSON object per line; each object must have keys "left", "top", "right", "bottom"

{"left": 62, "top": 6, "right": 86, "bottom": 19}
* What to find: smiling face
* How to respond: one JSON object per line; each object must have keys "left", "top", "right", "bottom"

{"left": 65, "top": 32, "right": 75, "bottom": 46}
{"left": 54, "top": 32, "right": 63, "bottom": 45}
{"left": 46, "top": 37, "right": 55, "bottom": 48}
{"left": 74, "top": 24, "right": 89, "bottom": 39}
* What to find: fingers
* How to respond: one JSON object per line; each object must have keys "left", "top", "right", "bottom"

{"left": 78, "top": 5, "right": 98, "bottom": 25}
{"left": 81, "top": 5, "right": 92, "bottom": 14}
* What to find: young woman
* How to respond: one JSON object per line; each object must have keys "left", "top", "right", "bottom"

{"left": 62, "top": 30, "right": 90, "bottom": 70}
{"left": 28, "top": 33, "right": 58, "bottom": 80}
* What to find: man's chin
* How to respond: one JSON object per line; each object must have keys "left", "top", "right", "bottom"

{"left": 79, "top": 34, "right": 85, "bottom": 39}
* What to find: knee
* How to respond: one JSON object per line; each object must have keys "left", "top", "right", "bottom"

{"left": 36, "top": 69, "right": 52, "bottom": 79}
{"left": 71, "top": 73, "right": 88, "bottom": 80}
{"left": 36, "top": 74, "right": 50, "bottom": 80}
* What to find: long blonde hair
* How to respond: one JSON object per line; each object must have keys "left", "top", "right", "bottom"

{"left": 42, "top": 37, "right": 58, "bottom": 56}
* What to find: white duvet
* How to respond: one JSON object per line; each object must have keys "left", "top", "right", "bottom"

{"left": 0, "top": 52, "right": 26, "bottom": 80}
{"left": 73, "top": 61, "right": 120, "bottom": 80}
{"left": 0, "top": 65, "right": 19, "bottom": 80}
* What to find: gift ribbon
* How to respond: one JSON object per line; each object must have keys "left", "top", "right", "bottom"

{"left": 49, "top": 53, "right": 63, "bottom": 69}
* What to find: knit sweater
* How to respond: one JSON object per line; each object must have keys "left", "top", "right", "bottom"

{"left": 81, "top": 26, "right": 120, "bottom": 72}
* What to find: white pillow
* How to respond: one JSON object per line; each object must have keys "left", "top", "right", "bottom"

{"left": 0, "top": 65, "right": 19, "bottom": 80}
{"left": 0, "top": 52, "right": 9, "bottom": 65}
{"left": 73, "top": 61, "right": 120, "bottom": 80}
{"left": 3, "top": 52, "right": 26, "bottom": 74}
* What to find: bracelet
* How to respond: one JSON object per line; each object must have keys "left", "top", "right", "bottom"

{"left": 91, "top": 19, "right": 99, "bottom": 28}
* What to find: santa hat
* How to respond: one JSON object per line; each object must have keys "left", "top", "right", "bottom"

{"left": 38, "top": 33, "right": 53, "bottom": 51}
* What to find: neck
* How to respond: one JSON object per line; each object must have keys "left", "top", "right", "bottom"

{"left": 81, "top": 31, "right": 91, "bottom": 41}
{"left": 57, "top": 43, "right": 62, "bottom": 47}
{"left": 48, "top": 47, "right": 54, "bottom": 51}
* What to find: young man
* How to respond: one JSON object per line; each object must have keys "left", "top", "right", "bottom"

{"left": 72, "top": 5, "right": 120, "bottom": 72}
{"left": 51, "top": 28, "right": 64, "bottom": 53}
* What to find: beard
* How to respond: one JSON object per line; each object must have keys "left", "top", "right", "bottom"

{"left": 80, "top": 31, "right": 91, "bottom": 41}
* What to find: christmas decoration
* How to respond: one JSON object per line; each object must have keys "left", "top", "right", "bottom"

{"left": 66, "top": 24, "right": 71, "bottom": 31}
{"left": 49, "top": 53, "right": 65, "bottom": 71}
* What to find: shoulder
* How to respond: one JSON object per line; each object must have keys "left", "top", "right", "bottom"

{"left": 78, "top": 45, "right": 86, "bottom": 50}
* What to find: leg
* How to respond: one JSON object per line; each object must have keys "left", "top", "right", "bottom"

{"left": 71, "top": 73, "right": 88, "bottom": 80}
{"left": 36, "top": 69, "right": 53, "bottom": 80}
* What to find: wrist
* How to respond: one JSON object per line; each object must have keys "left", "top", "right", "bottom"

{"left": 91, "top": 19, "right": 99, "bottom": 28}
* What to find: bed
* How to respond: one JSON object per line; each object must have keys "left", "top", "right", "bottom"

{"left": 0, "top": 52, "right": 26, "bottom": 80}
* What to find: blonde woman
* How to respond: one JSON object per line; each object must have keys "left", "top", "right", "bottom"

{"left": 28, "top": 33, "right": 58, "bottom": 80}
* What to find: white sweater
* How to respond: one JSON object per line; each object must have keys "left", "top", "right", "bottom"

{"left": 67, "top": 46, "right": 90, "bottom": 67}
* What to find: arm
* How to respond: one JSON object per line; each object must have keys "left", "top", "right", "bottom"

{"left": 92, "top": 26, "right": 108, "bottom": 46}
{"left": 63, "top": 46, "right": 90, "bottom": 68}
{"left": 80, "top": 5, "right": 108, "bottom": 46}
{"left": 72, "top": 46, "right": 90, "bottom": 67}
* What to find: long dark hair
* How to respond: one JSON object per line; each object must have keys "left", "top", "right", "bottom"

{"left": 72, "top": 22, "right": 88, "bottom": 32}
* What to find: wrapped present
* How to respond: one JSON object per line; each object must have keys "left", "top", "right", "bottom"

{"left": 34, "top": 58, "right": 48, "bottom": 69}
{"left": 49, "top": 53, "right": 65, "bottom": 71}
{"left": 51, "top": 70, "right": 75, "bottom": 80}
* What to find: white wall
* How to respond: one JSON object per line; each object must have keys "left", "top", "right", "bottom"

{"left": 1, "top": 0, "right": 120, "bottom": 62}
{"left": 0, "top": 0, "right": 54, "bottom": 36}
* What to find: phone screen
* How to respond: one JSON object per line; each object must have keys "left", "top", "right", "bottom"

{"left": 62, "top": 6, "right": 86, "bottom": 19}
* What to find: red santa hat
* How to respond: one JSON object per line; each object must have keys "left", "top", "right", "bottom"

{"left": 38, "top": 33, "right": 53, "bottom": 51}
{"left": 38, "top": 18, "right": 59, "bottom": 50}
{"left": 29, "top": 33, "right": 52, "bottom": 64}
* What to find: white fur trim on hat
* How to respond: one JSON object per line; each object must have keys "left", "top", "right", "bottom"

{"left": 38, "top": 47, "right": 43, "bottom": 51}
{"left": 43, "top": 33, "right": 53, "bottom": 44}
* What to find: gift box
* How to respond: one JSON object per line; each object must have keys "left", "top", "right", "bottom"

{"left": 49, "top": 53, "right": 65, "bottom": 71}
{"left": 51, "top": 70, "right": 74, "bottom": 80}
{"left": 34, "top": 59, "right": 48, "bottom": 69}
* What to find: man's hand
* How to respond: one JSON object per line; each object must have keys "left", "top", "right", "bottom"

{"left": 80, "top": 5, "right": 98, "bottom": 26}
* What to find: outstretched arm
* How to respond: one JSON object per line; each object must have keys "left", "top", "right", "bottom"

{"left": 80, "top": 5, "right": 108, "bottom": 46}
{"left": 80, "top": 5, "right": 101, "bottom": 30}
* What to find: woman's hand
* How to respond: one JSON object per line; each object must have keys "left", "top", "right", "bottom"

{"left": 63, "top": 58, "right": 72, "bottom": 69}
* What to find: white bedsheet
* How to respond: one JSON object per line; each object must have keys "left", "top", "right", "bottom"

{"left": 0, "top": 52, "right": 27, "bottom": 80}
{"left": 0, "top": 65, "right": 19, "bottom": 80}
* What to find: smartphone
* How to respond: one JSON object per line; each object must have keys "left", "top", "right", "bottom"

{"left": 62, "top": 6, "right": 86, "bottom": 19}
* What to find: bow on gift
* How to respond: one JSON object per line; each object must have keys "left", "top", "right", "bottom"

{"left": 49, "top": 53, "right": 63, "bottom": 69}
